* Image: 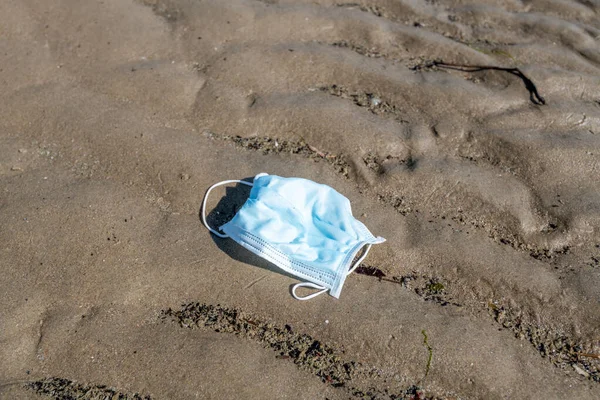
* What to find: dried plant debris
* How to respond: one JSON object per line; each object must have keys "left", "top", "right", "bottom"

{"left": 354, "top": 265, "right": 387, "bottom": 279}
{"left": 354, "top": 267, "right": 460, "bottom": 307}
{"left": 363, "top": 153, "right": 385, "bottom": 174}
{"left": 394, "top": 274, "right": 461, "bottom": 307}
{"left": 363, "top": 152, "right": 416, "bottom": 175}
{"left": 488, "top": 302, "right": 599, "bottom": 382}
{"left": 336, "top": 3, "right": 384, "bottom": 17}
{"left": 162, "top": 303, "right": 443, "bottom": 399}
{"left": 350, "top": 385, "right": 434, "bottom": 400}
{"left": 328, "top": 41, "right": 433, "bottom": 71}
{"left": 406, "top": 57, "right": 438, "bottom": 72}
{"left": 330, "top": 40, "right": 385, "bottom": 59}
{"left": 529, "top": 245, "right": 571, "bottom": 261}
{"left": 589, "top": 245, "right": 600, "bottom": 268}
{"left": 376, "top": 192, "right": 414, "bottom": 216}
{"left": 138, "top": 0, "right": 181, "bottom": 22}
{"left": 487, "top": 228, "right": 569, "bottom": 263}
{"left": 27, "top": 377, "right": 151, "bottom": 400}
{"left": 203, "top": 131, "right": 351, "bottom": 178}
{"left": 319, "top": 85, "right": 408, "bottom": 123}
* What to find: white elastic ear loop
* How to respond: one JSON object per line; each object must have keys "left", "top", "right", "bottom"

{"left": 291, "top": 244, "right": 373, "bottom": 300}
{"left": 347, "top": 244, "right": 372, "bottom": 275}
{"left": 201, "top": 179, "right": 253, "bottom": 238}
{"left": 291, "top": 282, "right": 328, "bottom": 301}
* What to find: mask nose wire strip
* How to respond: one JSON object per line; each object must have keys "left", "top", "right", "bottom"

{"left": 291, "top": 244, "right": 373, "bottom": 300}
{"left": 201, "top": 179, "right": 254, "bottom": 238}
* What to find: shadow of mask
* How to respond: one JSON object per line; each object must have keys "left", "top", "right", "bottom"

{"left": 199, "top": 178, "right": 300, "bottom": 282}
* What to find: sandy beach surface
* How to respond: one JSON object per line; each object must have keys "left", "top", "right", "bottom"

{"left": 1, "top": 0, "right": 600, "bottom": 399}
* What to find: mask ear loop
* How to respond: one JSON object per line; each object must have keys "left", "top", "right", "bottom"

{"left": 347, "top": 244, "right": 372, "bottom": 275}
{"left": 291, "top": 282, "right": 328, "bottom": 301}
{"left": 291, "top": 244, "right": 373, "bottom": 301}
{"left": 201, "top": 179, "right": 253, "bottom": 238}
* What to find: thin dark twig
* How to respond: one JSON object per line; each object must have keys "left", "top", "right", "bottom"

{"left": 432, "top": 61, "right": 546, "bottom": 105}
{"left": 576, "top": 352, "right": 600, "bottom": 359}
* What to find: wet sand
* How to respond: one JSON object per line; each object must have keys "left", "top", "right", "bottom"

{"left": 1, "top": 0, "right": 599, "bottom": 399}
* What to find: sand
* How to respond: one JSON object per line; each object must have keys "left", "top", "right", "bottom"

{"left": 1, "top": 0, "right": 599, "bottom": 399}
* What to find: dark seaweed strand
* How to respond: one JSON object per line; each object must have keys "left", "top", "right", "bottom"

{"left": 421, "top": 330, "right": 433, "bottom": 380}
{"left": 432, "top": 61, "right": 546, "bottom": 105}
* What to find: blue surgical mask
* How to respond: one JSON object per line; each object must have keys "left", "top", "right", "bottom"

{"left": 201, "top": 173, "right": 385, "bottom": 300}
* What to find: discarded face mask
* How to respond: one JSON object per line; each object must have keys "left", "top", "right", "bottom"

{"left": 201, "top": 173, "right": 386, "bottom": 300}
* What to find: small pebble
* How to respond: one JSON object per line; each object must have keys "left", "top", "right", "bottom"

{"left": 573, "top": 364, "right": 589, "bottom": 378}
